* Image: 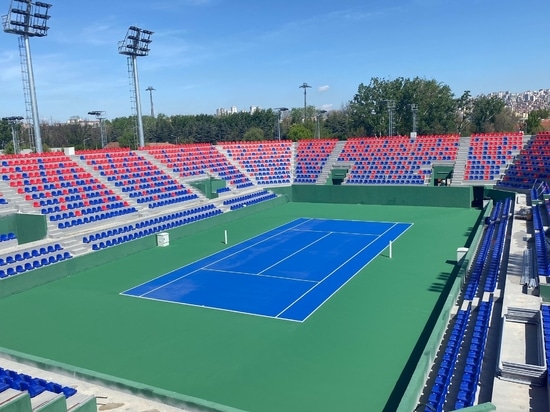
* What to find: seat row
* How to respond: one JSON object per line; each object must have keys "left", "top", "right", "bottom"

{"left": 88, "top": 205, "right": 222, "bottom": 250}
{"left": 454, "top": 298, "right": 493, "bottom": 409}
{"left": 425, "top": 305, "right": 471, "bottom": 412}
{"left": 484, "top": 199, "right": 512, "bottom": 292}
{"left": 0, "top": 367, "right": 76, "bottom": 399}
{"left": 228, "top": 193, "right": 277, "bottom": 210}
{"left": 0, "top": 232, "right": 16, "bottom": 242}
{"left": 0, "top": 252, "right": 72, "bottom": 278}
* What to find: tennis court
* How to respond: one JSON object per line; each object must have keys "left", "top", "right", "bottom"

{"left": 0, "top": 201, "right": 483, "bottom": 412}
{"left": 122, "top": 218, "right": 412, "bottom": 321}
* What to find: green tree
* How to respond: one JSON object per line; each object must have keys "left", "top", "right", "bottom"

{"left": 243, "top": 127, "right": 265, "bottom": 141}
{"left": 118, "top": 132, "right": 137, "bottom": 149}
{"left": 493, "top": 107, "right": 519, "bottom": 133}
{"left": 455, "top": 90, "right": 472, "bottom": 136}
{"left": 288, "top": 124, "right": 313, "bottom": 141}
{"left": 470, "top": 95, "right": 506, "bottom": 133}
{"left": 0, "top": 119, "right": 13, "bottom": 151}
{"left": 348, "top": 77, "right": 460, "bottom": 136}
{"left": 324, "top": 107, "right": 352, "bottom": 139}
{"left": 524, "top": 109, "right": 550, "bottom": 135}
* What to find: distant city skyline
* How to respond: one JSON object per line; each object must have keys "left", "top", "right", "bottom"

{"left": 1, "top": 1, "right": 550, "bottom": 123}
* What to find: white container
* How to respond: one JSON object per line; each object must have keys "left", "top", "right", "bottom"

{"left": 157, "top": 232, "right": 170, "bottom": 247}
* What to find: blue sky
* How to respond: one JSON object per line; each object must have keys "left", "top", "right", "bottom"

{"left": 1, "top": 0, "right": 549, "bottom": 123}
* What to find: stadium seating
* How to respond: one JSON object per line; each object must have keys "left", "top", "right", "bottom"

{"left": 294, "top": 139, "right": 338, "bottom": 183}
{"left": 145, "top": 144, "right": 254, "bottom": 189}
{"left": 222, "top": 189, "right": 277, "bottom": 210}
{"left": 425, "top": 305, "right": 471, "bottom": 412}
{"left": 0, "top": 152, "right": 137, "bottom": 229}
{"left": 339, "top": 135, "right": 459, "bottom": 185}
{"left": 498, "top": 132, "right": 550, "bottom": 189}
{"left": 85, "top": 204, "right": 222, "bottom": 250}
{"left": 220, "top": 141, "right": 292, "bottom": 185}
{"left": 0, "top": 243, "right": 71, "bottom": 278}
{"left": 0, "top": 366, "right": 76, "bottom": 398}
{"left": 454, "top": 296, "right": 493, "bottom": 409}
{"left": 78, "top": 149, "right": 198, "bottom": 209}
{"left": 463, "top": 133, "right": 523, "bottom": 182}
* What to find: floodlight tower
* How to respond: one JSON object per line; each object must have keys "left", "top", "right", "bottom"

{"left": 273, "top": 107, "right": 288, "bottom": 141}
{"left": 88, "top": 110, "right": 107, "bottom": 148}
{"left": 2, "top": 0, "right": 52, "bottom": 153}
{"left": 146, "top": 86, "right": 155, "bottom": 118}
{"left": 299, "top": 82, "right": 311, "bottom": 123}
{"left": 2, "top": 116, "right": 24, "bottom": 154}
{"left": 410, "top": 103, "right": 418, "bottom": 137}
{"left": 118, "top": 26, "right": 153, "bottom": 148}
{"left": 316, "top": 110, "right": 327, "bottom": 139}
{"left": 385, "top": 100, "right": 396, "bottom": 136}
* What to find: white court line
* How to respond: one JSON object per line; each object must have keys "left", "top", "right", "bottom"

{"left": 134, "top": 294, "right": 303, "bottom": 323}
{"left": 301, "top": 222, "right": 413, "bottom": 322}
{"left": 120, "top": 217, "right": 312, "bottom": 294}
{"left": 127, "top": 218, "right": 314, "bottom": 297}
{"left": 257, "top": 232, "right": 332, "bottom": 275}
{"left": 206, "top": 268, "right": 317, "bottom": 283}
{"left": 276, "top": 222, "right": 400, "bottom": 318}
{"left": 291, "top": 228, "right": 383, "bottom": 237}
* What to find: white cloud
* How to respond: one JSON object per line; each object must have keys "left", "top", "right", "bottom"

{"left": 318, "top": 85, "right": 330, "bottom": 92}
{"left": 321, "top": 104, "right": 333, "bottom": 111}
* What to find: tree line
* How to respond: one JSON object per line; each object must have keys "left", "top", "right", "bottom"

{"left": 1, "top": 76, "right": 548, "bottom": 152}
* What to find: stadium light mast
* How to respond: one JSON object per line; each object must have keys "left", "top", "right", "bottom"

{"left": 2, "top": 116, "right": 24, "bottom": 154}
{"left": 118, "top": 26, "right": 153, "bottom": 148}
{"left": 410, "top": 103, "right": 418, "bottom": 138}
{"left": 88, "top": 110, "right": 107, "bottom": 148}
{"left": 299, "top": 82, "right": 311, "bottom": 123}
{"left": 273, "top": 107, "right": 288, "bottom": 141}
{"left": 384, "top": 100, "right": 395, "bottom": 136}
{"left": 2, "top": 0, "right": 52, "bottom": 153}
{"left": 316, "top": 110, "right": 327, "bottom": 139}
{"left": 146, "top": 86, "right": 155, "bottom": 118}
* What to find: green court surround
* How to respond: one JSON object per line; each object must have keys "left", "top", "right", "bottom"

{"left": 0, "top": 192, "right": 486, "bottom": 412}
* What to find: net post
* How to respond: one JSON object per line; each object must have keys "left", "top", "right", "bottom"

{"left": 389, "top": 240, "right": 392, "bottom": 259}
{"left": 224, "top": 230, "right": 228, "bottom": 245}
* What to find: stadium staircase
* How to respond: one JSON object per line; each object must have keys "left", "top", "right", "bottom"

{"left": 447, "top": 136, "right": 470, "bottom": 185}
{"left": 316, "top": 140, "right": 346, "bottom": 184}
{"left": 213, "top": 145, "right": 257, "bottom": 187}
{"left": 217, "top": 141, "right": 293, "bottom": 186}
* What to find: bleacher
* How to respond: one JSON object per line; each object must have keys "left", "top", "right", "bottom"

{"left": 145, "top": 144, "right": 254, "bottom": 189}
{"left": 220, "top": 141, "right": 292, "bottom": 185}
{"left": 422, "top": 198, "right": 512, "bottom": 411}
{"left": 78, "top": 149, "right": 198, "bottom": 209}
{"left": 498, "top": 132, "right": 550, "bottom": 190}
{"left": 294, "top": 139, "right": 338, "bottom": 183}
{"left": 0, "top": 153, "right": 137, "bottom": 230}
{"left": 338, "top": 135, "right": 459, "bottom": 185}
{"left": 463, "top": 133, "right": 523, "bottom": 182}
{"left": 0, "top": 243, "right": 71, "bottom": 278}
{"left": 84, "top": 204, "right": 222, "bottom": 251}
{"left": 0, "top": 367, "right": 76, "bottom": 399}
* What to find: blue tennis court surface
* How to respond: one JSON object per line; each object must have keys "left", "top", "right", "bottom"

{"left": 122, "top": 218, "right": 412, "bottom": 322}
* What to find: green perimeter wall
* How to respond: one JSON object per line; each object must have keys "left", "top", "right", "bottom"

{"left": 284, "top": 184, "right": 473, "bottom": 208}
{"left": 0, "top": 214, "right": 47, "bottom": 244}
{"left": 190, "top": 178, "right": 226, "bottom": 199}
